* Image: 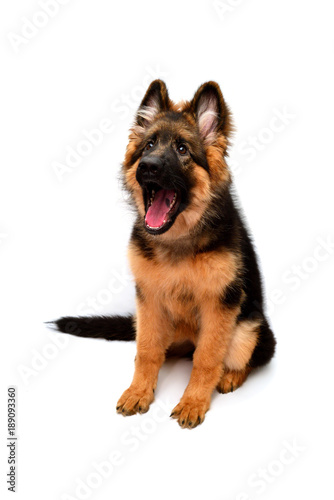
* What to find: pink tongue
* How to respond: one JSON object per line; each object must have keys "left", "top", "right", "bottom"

{"left": 145, "top": 189, "right": 175, "bottom": 228}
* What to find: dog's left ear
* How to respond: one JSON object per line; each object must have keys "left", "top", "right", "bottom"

{"left": 135, "top": 80, "right": 170, "bottom": 130}
{"left": 190, "top": 82, "right": 232, "bottom": 145}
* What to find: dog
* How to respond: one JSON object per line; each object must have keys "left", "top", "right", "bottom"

{"left": 53, "top": 80, "right": 276, "bottom": 428}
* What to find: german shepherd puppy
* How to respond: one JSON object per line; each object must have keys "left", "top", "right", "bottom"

{"left": 53, "top": 80, "right": 276, "bottom": 428}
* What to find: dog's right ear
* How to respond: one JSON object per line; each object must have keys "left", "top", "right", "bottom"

{"left": 135, "top": 80, "right": 170, "bottom": 130}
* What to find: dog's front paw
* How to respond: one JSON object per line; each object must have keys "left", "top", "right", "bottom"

{"left": 116, "top": 387, "right": 154, "bottom": 416}
{"left": 170, "top": 397, "right": 210, "bottom": 429}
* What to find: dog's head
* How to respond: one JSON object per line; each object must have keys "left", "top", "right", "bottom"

{"left": 122, "top": 80, "right": 233, "bottom": 239}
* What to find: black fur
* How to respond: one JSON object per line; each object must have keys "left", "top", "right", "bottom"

{"left": 220, "top": 278, "right": 243, "bottom": 308}
{"left": 248, "top": 320, "right": 276, "bottom": 368}
{"left": 197, "top": 187, "right": 240, "bottom": 253}
{"left": 131, "top": 224, "right": 155, "bottom": 260}
{"left": 51, "top": 315, "right": 135, "bottom": 341}
{"left": 135, "top": 284, "right": 145, "bottom": 302}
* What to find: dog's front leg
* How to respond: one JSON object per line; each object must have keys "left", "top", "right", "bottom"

{"left": 171, "top": 303, "right": 237, "bottom": 428}
{"left": 116, "top": 301, "right": 170, "bottom": 416}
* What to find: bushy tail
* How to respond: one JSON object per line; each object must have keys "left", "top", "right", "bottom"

{"left": 48, "top": 315, "right": 136, "bottom": 341}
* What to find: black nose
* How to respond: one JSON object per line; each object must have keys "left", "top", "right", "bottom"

{"left": 136, "top": 156, "right": 163, "bottom": 184}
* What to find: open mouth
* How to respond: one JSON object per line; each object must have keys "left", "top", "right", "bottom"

{"left": 143, "top": 183, "right": 182, "bottom": 235}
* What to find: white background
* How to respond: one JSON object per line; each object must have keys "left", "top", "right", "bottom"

{"left": 1, "top": 1, "right": 334, "bottom": 499}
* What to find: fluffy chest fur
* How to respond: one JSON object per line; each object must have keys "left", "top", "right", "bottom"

{"left": 128, "top": 241, "right": 240, "bottom": 338}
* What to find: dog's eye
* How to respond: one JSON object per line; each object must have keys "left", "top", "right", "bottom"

{"left": 145, "top": 140, "right": 155, "bottom": 150}
{"left": 177, "top": 144, "right": 187, "bottom": 155}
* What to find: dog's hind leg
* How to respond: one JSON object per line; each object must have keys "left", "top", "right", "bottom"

{"left": 216, "top": 319, "right": 259, "bottom": 393}
{"left": 217, "top": 318, "right": 276, "bottom": 393}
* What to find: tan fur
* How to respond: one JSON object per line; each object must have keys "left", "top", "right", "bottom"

{"left": 124, "top": 160, "right": 145, "bottom": 218}
{"left": 217, "top": 366, "right": 252, "bottom": 394}
{"left": 170, "top": 302, "right": 240, "bottom": 427}
{"left": 116, "top": 298, "right": 173, "bottom": 415}
{"left": 224, "top": 320, "right": 260, "bottom": 371}
{"left": 116, "top": 245, "right": 243, "bottom": 426}
{"left": 205, "top": 136, "right": 231, "bottom": 184}
{"left": 128, "top": 243, "right": 240, "bottom": 307}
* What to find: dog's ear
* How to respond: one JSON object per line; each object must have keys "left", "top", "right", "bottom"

{"left": 190, "top": 82, "right": 232, "bottom": 145}
{"left": 135, "top": 80, "right": 170, "bottom": 130}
